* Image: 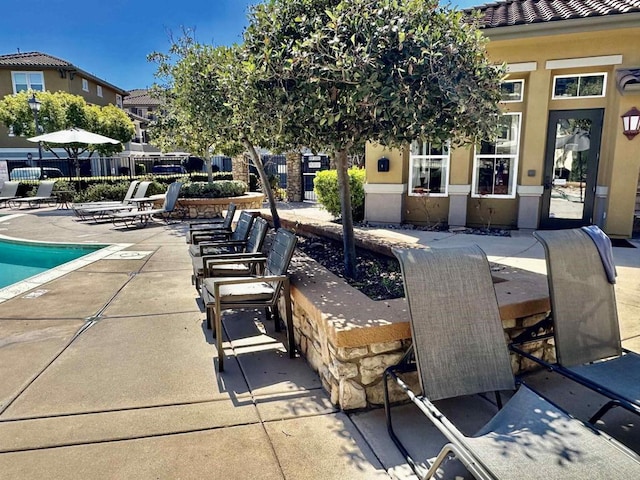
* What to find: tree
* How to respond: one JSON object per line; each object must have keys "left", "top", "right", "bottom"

{"left": 244, "top": 0, "right": 503, "bottom": 277}
{"left": 149, "top": 32, "right": 285, "bottom": 228}
{"left": 0, "top": 91, "right": 134, "bottom": 158}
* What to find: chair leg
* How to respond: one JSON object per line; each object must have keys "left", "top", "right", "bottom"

{"left": 283, "top": 281, "right": 295, "bottom": 358}
{"left": 215, "top": 301, "right": 224, "bottom": 372}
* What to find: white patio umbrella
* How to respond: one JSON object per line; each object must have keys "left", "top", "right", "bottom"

{"left": 27, "top": 127, "right": 121, "bottom": 177}
{"left": 28, "top": 127, "right": 120, "bottom": 145}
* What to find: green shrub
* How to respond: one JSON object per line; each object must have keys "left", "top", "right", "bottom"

{"left": 73, "top": 181, "right": 135, "bottom": 203}
{"left": 180, "top": 180, "right": 247, "bottom": 199}
{"left": 314, "top": 168, "right": 366, "bottom": 221}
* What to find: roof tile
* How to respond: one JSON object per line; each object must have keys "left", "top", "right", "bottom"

{"left": 468, "top": 0, "right": 640, "bottom": 29}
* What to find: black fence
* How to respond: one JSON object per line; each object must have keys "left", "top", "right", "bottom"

{"left": 4, "top": 155, "right": 234, "bottom": 183}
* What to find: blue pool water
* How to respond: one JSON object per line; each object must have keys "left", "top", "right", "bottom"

{"left": 0, "top": 239, "right": 105, "bottom": 289}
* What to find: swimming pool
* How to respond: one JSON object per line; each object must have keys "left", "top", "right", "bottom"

{"left": 0, "top": 232, "right": 134, "bottom": 303}
{"left": 0, "top": 239, "right": 106, "bottom": 289}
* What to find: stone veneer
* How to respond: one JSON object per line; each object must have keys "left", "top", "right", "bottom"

{"left": 267, "top": 214, "right": 554, "bottom": 411}
{"left": 153, "top": 193, "right": 265, "bottom": 219}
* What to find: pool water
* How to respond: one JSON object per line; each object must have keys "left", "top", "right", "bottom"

{"left": 0, "top": 239, "right": 105, "bottom": 289}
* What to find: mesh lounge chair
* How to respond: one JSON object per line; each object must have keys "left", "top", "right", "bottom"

{"left": 0, "top": 181, "right": 19, "bottom": 207}
{"left": 74, "top": 181, "right": 151, "bottom": 221}
{"left": 191, "top": 216, "right": 269, "bottom": 292}
{"left": 10, "top": 181, "right": 56, "bottom": 208}
{"left": 384, "top": 246, "right": 640, "bottom": 479}
{"left": 186, "top": 203, "right": 237, "bottom": 244}
{"left": 72, "top": 180, "right": 139, "bottom": 215}
{"left": 110, "top": 181, "right": 182, "bottom": 228}
{"left": 511, "top": 227, "right": 640, "bottom": 423}
{"left": 200, "top": 228, "right": 297, "bottom": 372}
{"left": 188, "top": 211, "right": 257, "bottom": 258}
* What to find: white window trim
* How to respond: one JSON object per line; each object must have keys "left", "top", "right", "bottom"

{"left": 501, "top": 79, "right": 525, "bottom": 103}
{"left": 97, "top": 85, "right": 103, "bottom": 97}
{"left": 546, "top": 55, "right": 622, "bottom": 70}
{"left": 116, "top": 94, "right": 123, "bottom": 108}
{"left": 552, "top": 72, "right": 607, "bottom": 100}
{"left": 11, "top": 71, "right": 45, "bottom": 93}
{"left": 408, "top": 141, "right": 450, "bottom": 197}
{"left": 471, "top": 113, "right": 522, "bottom": 199}
{"left": 82, "top": 78, "right": 89, "bottom": 92}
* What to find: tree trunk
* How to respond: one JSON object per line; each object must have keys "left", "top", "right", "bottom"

{"left": 335, "top": 148, "right": 357, "bottom": 278}
{"left": 205, "top": 151, "right": 213, "bottom": 183}
{"left": 242, "top": 137, "right": 281, "bottom": 230}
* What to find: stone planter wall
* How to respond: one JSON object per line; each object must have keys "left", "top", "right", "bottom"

{"left": 262, "top": 212, "right": 554, "bottom": 411}
{"left": 155, "top": 193, "right": 265, "bottom": 219}
{"left": 287, "top": 254, "right": 553, "bottom": 410}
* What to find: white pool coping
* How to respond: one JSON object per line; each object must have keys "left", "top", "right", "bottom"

{"left": 0, "top": 232, "right": 135, "bottom": 304}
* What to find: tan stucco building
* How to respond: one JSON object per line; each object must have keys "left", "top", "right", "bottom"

{"left": 364, "top": 0, "right": 640, "bottom": 238}
{"left": 0, "top": 51, "right": 128, "bottom": 160}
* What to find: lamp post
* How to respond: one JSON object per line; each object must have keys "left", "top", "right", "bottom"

{"left": 27, "top": 93, "right": 43, "bottom": 178}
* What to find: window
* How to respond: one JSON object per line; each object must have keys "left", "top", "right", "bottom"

{"left": 116, "top": 94, "right": 123, "bottom": 108}
{"left": 82, "top": 78, "right": 89, "bottom": 91}
{"left": 472, "top": 113, "right": 522, "bottom": 198}
{"left": 500, "top": 80, "right": 524, "bottom": 102}
{"left": 12, "top": 71, "right": 44, "bottom": 93}
{"left": 97, "top": 85, "right": 103, "bottom": 97}
{"left": 409, "top": 141, "right": 450, "bottom": 196}
{"left": 552, "top": 73, "right": 607, "bottom": 99}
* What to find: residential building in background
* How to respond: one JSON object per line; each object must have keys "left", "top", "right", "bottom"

{"left": 364, "top": 0, "right": 640, "bottom": 238}
{"left": 122, "top": 88, "right": 161, "bottom": 157}
{"left": 0, "top": 51, "right": 128, "bottom": 160}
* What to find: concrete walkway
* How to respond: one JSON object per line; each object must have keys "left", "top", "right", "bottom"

{"left": 0, "top": 203, "right": 638, "bottom": 479}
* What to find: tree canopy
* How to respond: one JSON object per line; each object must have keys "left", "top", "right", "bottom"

{"left": 0, "top": 90, "right": 134, "bottom": 158}
{"left": 244, "top": 0, "right": 503, "bottom": 276}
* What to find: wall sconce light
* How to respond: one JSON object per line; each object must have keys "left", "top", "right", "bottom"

{"left": 621, "top": 106, "right": 640, "bottom": 140}
{"left": 377, "top": 157, "right": 390, "bottom": 172}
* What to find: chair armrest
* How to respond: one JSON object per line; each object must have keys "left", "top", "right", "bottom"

{"left": 192, "top": 232, "right": 233, "bottom": 244}
{"left": 211, "top": 275, "right": 289, "bottom": 288}
{"left": 203, "top": 256, "right": 268, "bottom": 272}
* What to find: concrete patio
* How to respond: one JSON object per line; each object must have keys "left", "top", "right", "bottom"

{"left": 0, "top": 203, "right": 638, "bottom": 479}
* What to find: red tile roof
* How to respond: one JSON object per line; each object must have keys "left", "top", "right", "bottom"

{"left": 123, "top": 89, "right": 162, "bottom": 106}
{"left": 468, "top": 0, "right": 640, "bottom": 29}
{"left": 0, "top": 51, "right": 73, "bottom": 67}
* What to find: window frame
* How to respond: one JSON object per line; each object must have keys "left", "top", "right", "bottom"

{"left": 82, "top": 78, "right": 89, "bottom": 92}
{"left": 552, "top": 72, "right": 607, "bottom": 100}
{"left": 408, "top": 141, "right": 451, "bottom": 197}
{"left": 471, "top": 112, "right": 522, "bottom": 199}
{"left": 500, "top": 79, "right": 525, "bottom": 103}
{"left": 11, "top": 71, "right": 45, "bottom": 93}
{"left": 97, "top": 85, "right": 103, "bottom": 97}
{"left": 116, "top": 94, "right": 123, "bottom": 108}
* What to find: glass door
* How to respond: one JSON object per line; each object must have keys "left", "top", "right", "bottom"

{"left": 540, "top": 109, "right": 603, "bottom": 229}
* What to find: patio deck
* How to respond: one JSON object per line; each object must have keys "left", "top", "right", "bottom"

{"left": 0, "top": 204, "right": 638, "bottom": 479}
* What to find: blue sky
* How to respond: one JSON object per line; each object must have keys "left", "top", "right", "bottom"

{"left": 1, "top": 0, "right": 481, "bottom": 92}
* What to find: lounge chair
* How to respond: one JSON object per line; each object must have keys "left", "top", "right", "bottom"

{"left": 186, "top": 203, "right": 237, "bottom": 243}
{"left": 192, "top": 216, "right": 269, "bottom": 292}
{"left": 384, "top": 246, "right": 640, "bottom": 479}
{"left": 74, "top": 181, "right": 151, "bottom": 221}
{"left": 0, "top": 181, "right": 19, "bottom": 207}
{"left": 10, "top": 181, "right": 56, "bottom": 208}
{"left": 72, "top": 180, "right": 139, "bottom": 213}
{"left": 511, "top": 227, "right": 640, "bottom": 423}
{"left": 110, "top": 181, "right": 182, "bottom": 228}
{"left": 188, "top": 211, "right": 257, "bottom": 258}
{"left": 200, "top": 228, "right": 298, "bottom": 372}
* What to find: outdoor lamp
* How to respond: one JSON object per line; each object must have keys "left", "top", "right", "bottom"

{"left": 27, "top": 93, "right": 43, "bottom": 162}
{"left": 28, "top": 93, "right": 41, "bottom": 114}
{"left": 621, "top": 106, "right": 640, "bottom": 140}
